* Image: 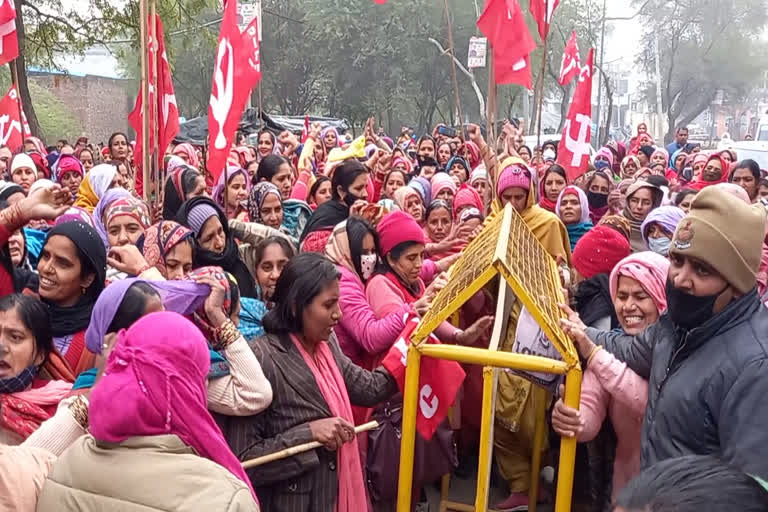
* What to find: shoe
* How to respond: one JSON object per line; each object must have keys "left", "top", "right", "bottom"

{"left": 493, "top": 491, "right": 529, "bottom": 511}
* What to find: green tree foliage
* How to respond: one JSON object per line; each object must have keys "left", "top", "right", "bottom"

{"left": 17, "top": 0, "right": 212, "bottom": 135}
{"left": 634, "top": 0, "right": 768, "bottom": 142}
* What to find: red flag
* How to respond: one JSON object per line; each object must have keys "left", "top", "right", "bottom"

{"left": 0, "top": 0, "right": 18, "bottom": 66}
{"left": 558, "top": 31, "right": 581, "bottom": 86}
{"left": 477, "top": 0, "right": 537, "bottom": 89}
{"left": 128, "top": 14, "right": 179, "bottom": 196}
{"left": 382, "top": 315, "right": 466, "bottom": 440}
{"left": 0, "top": 86, "right": 29, "bottom": 151}
{"left": 556, "top": 48, "right": 595, "bottom": 182}
{"left": 206, "top": 0, "right": 263, "bottom": 182}
{"left": 529, "top": 0, "right": 560, "bottom": 41}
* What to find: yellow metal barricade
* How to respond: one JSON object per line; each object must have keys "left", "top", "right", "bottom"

{"left": 396, "top": 203, "right": 582, "bottom": 512}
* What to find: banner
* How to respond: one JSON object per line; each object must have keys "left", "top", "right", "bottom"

{"left": 529, "top": 0, "right": 560, "bottom": 41}
{"left": 206, "top": 0, "right": 262, "bottom": 182}
{"left": 556, "top": 48, "right": 595, "bottom": 182}
{"left": 558, "top": 31, "right": 581, "bottom": 86}
{"left": 0, "top": 85, "right": 29, "bottom": 151}
{"left": 0, "top": 0, "right": 18, "bottom": 66}
{"left": 128, "top": 13, "right": 180, "bottom": 195}
{"left": 477, "top": 0, "right": 537, "bottom": 89}
{"left": 381, "top": 314, "right": 465, "bottom": 440}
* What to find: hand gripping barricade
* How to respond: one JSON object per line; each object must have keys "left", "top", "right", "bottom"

{"left": 395, "top": 202, "right": 582, "bottom": 512}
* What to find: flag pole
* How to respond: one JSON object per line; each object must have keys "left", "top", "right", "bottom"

{"left": 139, "top": 0, "right": 151, "bottom": 202}
{"left": 9, "top": 60, "right": 25, "bottom": 138}
{"left": 150, "top": 0, "right": 160, "bottom": 207}
{"left": 535, "top": 34, "right": 549, "bottom": 154}
{"left": 486, "top": 44, "right": 497, "bottom": 200}
{"left": 442, "top": 0, "right": 464, "bottom": 131}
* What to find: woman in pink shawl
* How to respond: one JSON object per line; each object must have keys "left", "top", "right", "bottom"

{"left": 172, "top": 143, "right": 200, "bottom": 169}
{"left": 36, "top": 311, "right": 259, "bottom": 511}
{"left": 553, "top": 251, "right": 670, "bottom": 504}
{"left": 225, "top": 253, "right": 397, "bottom": 512}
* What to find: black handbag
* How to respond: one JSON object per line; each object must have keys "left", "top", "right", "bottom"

{"left": 366, "top": 397, "right": 458, "bottom": 502}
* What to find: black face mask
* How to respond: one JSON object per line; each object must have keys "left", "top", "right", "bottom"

{"left": 343, "top": 192, "right": 361, "bottom": 207}
{"left": 665, "top": 278, "right": 726, "bottom": 331}
{"left": 587, "top": 191, "right": 608, "bottom": 209}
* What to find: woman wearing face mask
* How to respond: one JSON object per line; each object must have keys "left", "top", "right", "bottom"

{"left": 593, "top": 148, "right": 615, "bottom": 174}
{"left": 623, "top": 181, "right": 663, "bottom": 252}
{"left": 0, "top": 294, "right": 71, "bottom": 446}
{"left": 641, "top": 205, "right": 685, "bottom": 256}
{"left": 585, "top": 171, "right": 614, "bottom": 223}
{"left": 325, "top": 217, "right": 418, "bottom": 373}
{"left": 552, "top": 252, "right": 669, "bottom": 504}
{"left": 556, "top": 186, "right": 593, "bottom": 251}
{"left": 213, "top": 166, "right": 250, "bottom": 220}
{"left": 538, "top": 164, "right": 568, "bottom": 213}
{"left": 220, "top": 253, "right": 397, "bottom": 512}
{"left": 561, "top": 186, "right": 768, "bottom": 481}
{"left": 689, "top": 153, "right": 731, "bottom": 192}
{"left": 300, "top": 160, "right": 369, "bottom": 253}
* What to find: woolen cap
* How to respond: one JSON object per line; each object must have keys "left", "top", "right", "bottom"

{"left": 572, "top": 225, "right": 631, "bottom": 279}
{"left": 185, "top": 203, "right": 219, "bottom": 237}
{"left": 670, "top": 186, "right": 766, "bottom": 293}
{"left": 377, "top": 210, "right": 426, "bottom": 256}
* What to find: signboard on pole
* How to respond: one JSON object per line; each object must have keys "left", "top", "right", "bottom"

{"left": 237, "top": 0, "right": 262, "bottom": 40}
{"left": 468, "top": 36, "right": 487, "bottom": 68}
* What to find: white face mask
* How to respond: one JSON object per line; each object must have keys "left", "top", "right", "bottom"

{"left": 360, "top": 253, "right": 378, "bottom": 281}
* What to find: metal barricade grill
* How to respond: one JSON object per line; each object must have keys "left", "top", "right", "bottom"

{"left": 397, "top": 202, "right": 581, "bottom": 512}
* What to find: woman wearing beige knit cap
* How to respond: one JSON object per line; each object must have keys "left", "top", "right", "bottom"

{"left": 559, "top": 186, "right": 768, "bottom": 481}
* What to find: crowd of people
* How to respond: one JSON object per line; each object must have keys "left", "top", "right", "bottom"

{"left": 0, "top": 117, "right": 767, "bottom": 512}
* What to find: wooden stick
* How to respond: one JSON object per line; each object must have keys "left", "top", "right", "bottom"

{"left": 241, "top": 421, "right": 380, "bottom": 469}
{"left": 535, "top": 35, "right": 550, "bottom": 152}
{"left": 442, "top": 0, "right": 463, "bottom": 131}
{"left": 139, "top": 0, "right": 150, "bottom": 202}
{"left": 150, "top": 0, "right": 159, "bottom": 207}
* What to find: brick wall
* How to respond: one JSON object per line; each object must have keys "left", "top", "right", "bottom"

{"left": 28, "top": 72, "right": 135, "bottom": 145}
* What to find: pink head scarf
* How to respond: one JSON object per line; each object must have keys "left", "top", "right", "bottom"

{"left": 89, "top": 312, "right": 258, "bottom": 503}
{"left": 172, "top": 143, "right": 200, "bottom": 169}
{"left": 609, "top": 251, "right": 670, "bottom": 313}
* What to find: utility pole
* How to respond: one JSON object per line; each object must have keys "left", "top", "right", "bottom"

{"left": 594, "top": 0, "right": 606, "bottom": 147}
{"left": 654, "top": 31, "right": 665, "bottom": 141}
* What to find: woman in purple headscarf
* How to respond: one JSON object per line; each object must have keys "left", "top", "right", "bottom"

{"left": 81, "top": 276, "right": 272, "bottom": 417}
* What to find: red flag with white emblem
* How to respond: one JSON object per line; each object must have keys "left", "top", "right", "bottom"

{"left": 477, "top": 0, "right": 537, "bottom": 89}
{"left": 0, "top": 85, "right": 29, "bottom": 151}
{"left": 0, "top": 0, "right": 18, "bottom": 66}
{"left": 381, "top": 314, "right": 465, "bottom": 440}
{"left": 128, "top": 14, "right": 179, "bottom": 196}
{"left": 558, "top": 31, "right": 581, "bottom": 86}
{"left": 556, "top": 48, "right": 595, "bottom": 182}
{"left": 529, "top": 0, "right": 560, "bottom": 41}
{"left": 206, "top": 0, "right": 263, "bottom": 182}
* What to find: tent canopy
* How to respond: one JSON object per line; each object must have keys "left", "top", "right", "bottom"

{"left": 174, "top": 109, "right": 350, "bottom": 146}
